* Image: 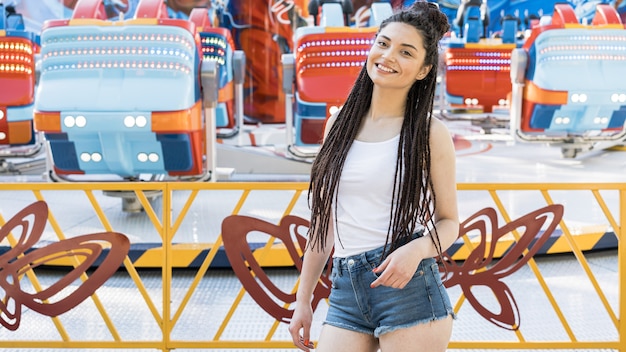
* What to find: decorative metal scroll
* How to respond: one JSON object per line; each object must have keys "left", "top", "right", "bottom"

{"left": 223, "top": 204, "right": 563, "bottom": 330}
{"left": 221, "top": 214, "right": 331, "bottom": 323}
{"left": 0, "top": 201, "right": 130, "bottom": 331}
{"left": 441, "top": 204, "right": 564, "bottom": 330}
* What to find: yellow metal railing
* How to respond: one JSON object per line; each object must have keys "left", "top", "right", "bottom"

{"left": 0, "top": 182, "right": 621, "bottom": 351}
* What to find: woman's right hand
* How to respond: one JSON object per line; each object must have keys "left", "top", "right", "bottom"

{"left": 289, "top": 220, "right": 334, "bottom": 351}
{"left": 288, "top": 302, "right": 315, "bottom": 351}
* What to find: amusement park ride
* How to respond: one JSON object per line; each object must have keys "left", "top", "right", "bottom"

{"left": 0, "top": 0, "right": 625, "bottom": 182}
{"left": 33, "top": 0, "right": 234, "bottom": 182}
{"left": 442, "top": 0, "right": 626, "bottom": 157}
{"left": 0, "top": 2, "right": 42, "bottom": 162}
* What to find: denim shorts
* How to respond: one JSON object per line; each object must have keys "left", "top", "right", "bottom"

{"left": 324, "top": 233, "right": 456, "bottom": 337}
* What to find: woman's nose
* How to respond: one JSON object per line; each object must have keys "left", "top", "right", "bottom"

{"left": 382, "top": 52, "right": 395, "bottom": 61}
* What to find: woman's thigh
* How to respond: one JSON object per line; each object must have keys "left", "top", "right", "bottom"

{"left": 378, "top": 315, "right": 453, "bottom": 352}
{"left": 315, "top": 324, "right": 379, "bottom": 352}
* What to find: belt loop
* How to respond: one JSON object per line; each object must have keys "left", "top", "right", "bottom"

{"left": 360, "top": 251, "right": 369, "bottom": 268}
{"left": 335, "top": 258, "right": 343, "bottom": 276}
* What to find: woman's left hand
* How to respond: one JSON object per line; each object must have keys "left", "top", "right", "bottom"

{"left": 370, "top": 241, "right": 423, "bottom": 289}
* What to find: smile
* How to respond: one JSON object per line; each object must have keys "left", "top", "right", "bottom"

{"left": 376, "top": 63, "right": 396, "bottom": 73}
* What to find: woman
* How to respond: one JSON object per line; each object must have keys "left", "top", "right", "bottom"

{"left": 288, "top": 2, "right": 458, "bottom": 351}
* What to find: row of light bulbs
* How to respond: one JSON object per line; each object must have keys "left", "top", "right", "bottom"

{"left": 43, "top": 47, "right": 192, "bottom": 61}
{"left": 43, "top": 61, "right": 192, "bottom": 73}
{"left": 45, "top": 33, "right": 193, "bottom": 48}
{"left": 298, "top": 38, "right": 373, "bottom": 50}
{"left": 0, "top": 42, "right": 33, "bottom": 54}
{"left": 63, "top": 115, "right": 149, "bottom": 129}
{"left": 79, "top": 151, "right": 160, "bottom": 163}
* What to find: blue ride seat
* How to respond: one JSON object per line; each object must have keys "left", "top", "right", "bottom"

{"left": 189, "top": 7, "right": 245, "bottom": 134}
{"left": 500, "top": 15, "right": 519, "bottom": 43}
{"left": 454, "top": 0, "right": 485, "bottom": 41}
{"left": 0, "top": 4, "right": 40, "bottom": 155}
{"left": 511, "top": 3, "right": 626, "bottom": 140}
{"left": 199, "top": 28, "right": 234, "bottom": 130}
{"left": 462, "top": 5, "right": 483, "bottom": 43}
{"left": 34, "top": 0, "right": 207, "bottom": 179}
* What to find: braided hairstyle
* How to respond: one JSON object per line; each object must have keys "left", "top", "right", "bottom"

{"left": 307, "top": 1, "right": 450, "bottom": 259}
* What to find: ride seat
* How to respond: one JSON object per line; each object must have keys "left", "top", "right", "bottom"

{"left": 308, "top": 0, "right": 354, "bottom": 26}
{"left": 500, "top": 14, "right": 520, "bottom": 43}
{"left": 454, "top": 0, "right": 486, "bottom": 39}
{"left": 0, "top": 4, "right": 39, "bottom": 147}
{"left": 33, "top": 0, "right": 205, "bottom": 178}
{"left": 445, "top": 5, "right": 519, "bottom": 113}
{"left": 198, "top": 27, "right": 237, "bottom": 129}
{"left": 285, "top": 2, "right": 390, "bottom": 146}
{"left": 461, "top": 5, "right": 482, "bottom": 42}
{"left": 513, "top": 3, "right": 626, "bottom": 136}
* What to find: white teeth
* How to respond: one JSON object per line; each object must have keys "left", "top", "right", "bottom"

{"left": 377, "top": 64, "right": 395, "bottom": 73}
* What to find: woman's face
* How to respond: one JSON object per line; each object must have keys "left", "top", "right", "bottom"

{"left": 366, "top": 22, "right": 432, "bottom": 91}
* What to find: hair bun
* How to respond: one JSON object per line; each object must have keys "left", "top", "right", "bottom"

{"left": 407, "top": 1, "right": 451, "bottom": 40}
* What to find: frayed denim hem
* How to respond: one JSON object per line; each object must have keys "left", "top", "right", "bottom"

{"left": 374, "top": 310, "right": 457, "bottom": 338}
{"left": 322, "top": 321, "right": 374, "bottom": 336}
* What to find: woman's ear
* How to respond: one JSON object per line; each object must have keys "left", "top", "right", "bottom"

{"left": 416, "top": 65, "right": 432, "bottom": 80}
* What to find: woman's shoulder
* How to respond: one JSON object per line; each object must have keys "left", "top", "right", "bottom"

{"left": 323, "top": 110, "right": 340, "bottom": 140}
{"left": 429, "top": 116, "right": 451, "bottom": 140}
{"left": 429, "top": 116, "right": 455, "bottom": 156}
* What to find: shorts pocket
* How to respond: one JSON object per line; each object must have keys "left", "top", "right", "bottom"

{"left": 412, "top": 266, "right": 426, "bottom": 278}
{"left": 428, "top": 261, "right": 444, "bottom": 285}
{"left": 364, "top": 260, "right": 379, "bottom": 279}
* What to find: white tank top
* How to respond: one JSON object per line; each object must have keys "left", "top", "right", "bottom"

{"left": 333, "top": 134, "right": 401, "bottom": 258}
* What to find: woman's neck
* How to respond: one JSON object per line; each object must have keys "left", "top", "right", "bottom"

{"left": 369, "top": 86, "right": 408, "bottom": 120}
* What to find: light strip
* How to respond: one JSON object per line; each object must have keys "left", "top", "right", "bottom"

{"left": 300, "top": 61, "right": 365, "bottom": 71}
{"left": 541, "top": 45, "right": 626, "bottom": 54}
{"left": 448, "top": 58, "right": 511, "bottom": 65}
{"left": 43, "top": 33, "right": 193, "bottom": 50}
{"left": 43, "top": 47, "right": 192, "bottom": 61}
{"left": 0, "top": 42, "right": 34, "bottom": 54}
{"left": 446, "top": 66, "right": 511, "bottom": 71}
{"left": 298, "top": 38, "right": 374, "bottom": 50}
{"left": 0, "top": 64, "right": 33, "bottom": 74}
{"left": 540, "top": 55, "right": 626, "bottom": 62}
{"left": 43, "top": 60, "right": 192, "bottom": 73}
{"left": 301, "top": 50, "right": 370, "bottom": 58}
